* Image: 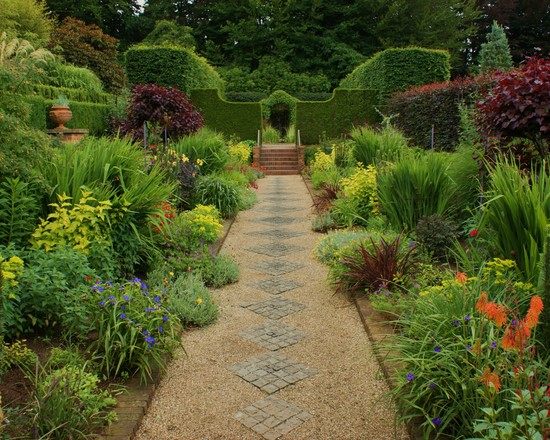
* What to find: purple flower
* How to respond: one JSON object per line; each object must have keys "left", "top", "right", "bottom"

{"left": 123, "top": 295, "right": 131, "bottom": 302}
{"left": 490, "top": 341, "right": 497, "bottom": 349}
{"left": 434, "top": 346, "right": 442, "bottom": 353}
{"left": 466, "top": 344, "right": 472, "bottom": 351}
{"left": 428, "top": 382, "right": 436, "bottom": 390}
{"left": 153, "top": 295, "right": 161, "bottom": 304}
{"left": 144, "top": 335, "right": 156, "bottom": 348}
{"left": 158, "top": 326, "right": 164, "bottom": 334}
{"left": 452, "top": 319, "right": 461, "bottom": 327}
{"left": 131, "top": 277, "right": 142, "bottom": 284}
{"left": 406, "top": 372, "right": 415, "bottom": 382}
{"left": 145, "top": 307, "right": 156, "bottom": 313}
{"left": 92, "top": 285, "right": 105, "bottom": 293}
{"left": 511, "top": 319, "right": 518, "bottom": 328}
{"left": 99, "top": 300, "right": 106, "bottom": 307}
{"left": 464, "top": 314, "right": 471, "bottom": 322}
{"left": 162, "top": 315, "right": 169, "bottom": 322}
{"left": 120, "top": 304, "right": 127, "bottom": 311}
{"left": 432, "top": 417, "right": 442, "bottom": 427}
{"left": 119, "top": 313, "right": 127, "bottom": 320}
{"left": 142, "top": 329, "right": 150, "bottom": 336}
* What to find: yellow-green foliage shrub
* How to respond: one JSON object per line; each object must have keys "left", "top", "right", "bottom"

{"left": 332, "top": 165, "right": 378, "bottom": 225}
{"left": 310, "top": 150, "right": 340, "bottom": 189}
{"left": 31, "top": 190, "right": 116, "bottom": 253}
{"left": 228, "top": 142, "right": 251, "bottom": 164}
{"left": 0, "top": 254, "right": 24, "bottom": 287}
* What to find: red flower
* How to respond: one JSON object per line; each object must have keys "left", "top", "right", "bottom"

{"left": 469, "top": 228, "right": 479, "bottom": 238}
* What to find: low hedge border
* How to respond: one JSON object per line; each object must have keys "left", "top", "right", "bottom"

{"left": 296, "top": 88, "right": 379, "bottom": 145}
{"left": 190, "top": 89, "right": 262, "bottom": 141}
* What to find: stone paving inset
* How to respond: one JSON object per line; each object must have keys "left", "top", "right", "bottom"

{"left": 251, "top": 277, "right": 303, "bottom": 295}
{"left": 246, "top": 242, "right": 304, "bottom": 257}
{"left": 234, "top": 396, "right": 312, "bottom": 440}
{"left": 240, "top": 320, "right": 305, "bottom": 351}
{"left": 231, "top": 352, "right": 317, "bottom": 394}
{"left": 245, "top": 228, "right": 305, "bottom": 239}
{"left": 242, "top": 297, "right": 306, "bottom": 319}
{"left": 253, "top": 216, "right": 300, "bottom": 225}
{"left": 253, "top": 259, "right": 305, "bottom": 276}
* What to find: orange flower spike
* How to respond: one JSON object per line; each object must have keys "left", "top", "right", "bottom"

{"left": 455, "top": 272, "right": 468, "bottom": 284}
{"left": 480, "top": 367, "right": 501, "bottom": 392}
{"left": 484, "top": 302, "right": 508, "bottom": 327}
{"left": 524, "top": 295, "right": 543, "bottom": 330}
{"left": 476, "top": 292, "right": 489, "bottom": 313}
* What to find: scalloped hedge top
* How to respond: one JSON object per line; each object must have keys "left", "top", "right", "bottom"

{"left": 340, "top": 47, "right": 451, "bottom": 100}
{"left": 125, "top": 45, "right": 225, "bottom": 94}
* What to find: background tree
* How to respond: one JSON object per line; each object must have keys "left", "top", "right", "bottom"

{"left": 0, "top": 0, "right": 53, "bottom": 47}
{"left": 49, "top": 17, "right": 125, "bottom": 92}
{"left": 478, "top": 21, "right": 513, "bottom": 73}
{"left": 143, "top": 20, "right": 196, "bottom": 48}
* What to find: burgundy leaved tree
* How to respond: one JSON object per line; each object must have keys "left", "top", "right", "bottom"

{"left": 477, "top": 57, "right": 550, "bottom": 160}
{"left": 120, "top": 84, "right": 204, "bottom": 141}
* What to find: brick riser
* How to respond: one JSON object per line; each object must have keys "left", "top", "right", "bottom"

{"left": 260, "top": 148, "right": 300, "bottom": 175}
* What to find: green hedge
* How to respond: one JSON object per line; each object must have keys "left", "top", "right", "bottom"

{"left": 261, "top": 90, "right": 298, "bottom": 124}
{"left": 190, "top": 89, "right": 262, "bottom": 140}
{"left": 26, "top": 96, "right": 111, "bottom": 135}
{"left": 387, "top": 76, "right": 493, "bottom": 150}
{"left": 340, "top": 47, "right": 451, "bottom": 102}
{"left": 125, "top": 45, "right": 224, "bottom": 94}
{"left": 27, "top": 84, "right": 113, "bottom": 104}
{"left": 296, "top": 89, "right": 379, "bottom": 145}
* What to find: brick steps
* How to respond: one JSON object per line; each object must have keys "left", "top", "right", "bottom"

{"left": 260, "top": 147, "right": 301, "bottom": 175}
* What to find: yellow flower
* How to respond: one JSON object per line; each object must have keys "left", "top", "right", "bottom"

{"left": 169, "top": 271, "right": 174, "bottom": 277}
{"left": 196, "top": 297, "right": 203, "bottom": 305}
{"left": 181, "top": 154, "right": 189, "bottom": 163}
{"left": 196, "top": 158, "right": 204, "bottom": 166}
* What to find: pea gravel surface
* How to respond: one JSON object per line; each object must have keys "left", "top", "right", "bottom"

{"left": 135, "top": 175, "right": 408, "bottom": 440}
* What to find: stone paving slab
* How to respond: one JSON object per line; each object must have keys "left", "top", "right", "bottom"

{"left": 234, "top": 396, "right": 312, "bottom": 440}
{"left": 262, "top": 197, "right": 300, "bottom": 203}
{"left": 241, "top": 297, "right": 306, "bottom": 319}
{"left": 240, "top": 320, "right": 305, "bottom": 350}
{"left": 252, "top": 259, "right": 305, "bottom": 276}
{"left": 246, "top": 242, "right": 304, "bottom": 257}
{"left": 253, "top": 216, "right": 300, "bottom": 225}
{"left": 253, "top": 206, "right": 305, "bottom": 213}
{"left": 251, "top": 277, "right": 303, "bottom": 295}
{"left": 245, "top": 228, "right": 305, "bottom": 239}
{"left": 231, "top": 353, "right": 317, "bottom": 394}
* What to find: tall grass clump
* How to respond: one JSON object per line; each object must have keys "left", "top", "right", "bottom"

{"left": 172, "top": 128, "right": 228, "bottom": 174}
{"left": 482, "top": 159, "right": 550, "bottom": 280}
{"left": 350, "top": 125, "right": 408, "bottom": 166}
{"left": 262, "top": 124, "right": 280, "bottom": 143}
{"left": 378, "top": 151, "right": 476, "bottom": 231}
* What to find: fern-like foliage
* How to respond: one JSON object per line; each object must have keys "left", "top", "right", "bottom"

{"left": 0, "top": 178, "right": 39, "bottom": 246}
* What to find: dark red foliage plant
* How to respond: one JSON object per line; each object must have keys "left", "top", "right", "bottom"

{"left": 313, "top": 183, "right": 340, "bottom": 213}
{"left": 335, "top": 235, "right": 415, "bottom": 297}
{"left": 120, "top": 84, "right": 204, "bottom": 141}
{"left": 477, "top": 57, "right": 550, "bottom": 158}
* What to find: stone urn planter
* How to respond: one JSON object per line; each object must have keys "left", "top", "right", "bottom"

{"left": 49, "top": 103, "right": 72, "bottom": 131}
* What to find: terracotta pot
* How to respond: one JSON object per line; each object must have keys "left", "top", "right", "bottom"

{"left": 49, "top": 105, "right": 72, "bottom": 130}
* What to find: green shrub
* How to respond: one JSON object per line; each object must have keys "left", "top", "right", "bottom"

{"left": 89, "top": 280, "right": 179, "bottom": 382}
{"left": 311, "top": 212, "right": 337, "bottom": 233}
{"left": 166, "top": 274, "right": 218, "bottom": 327}
{"left": 296, "top": 89, "right": 379, "bottom": 145}
{"left": 387, "top": 76, "right": 492, "bottom": 150}
{"left": 0, "top": 178, "right": 40, "bottom": 247}
{"left": 48, "top": 347, "right": 88, "bottom": 370}
{"left": 478, "top": 21, "right": 513, "bottom": 74}
{"left": 481, "top": 160, "right": 550, "bottom": 280}
{"left": 125, "top": 45, "right": 224, "bottom": 94}
{"left": 350, "top": 125, "right": 408, "bottom": 166}
{"left": 377, "top": 151, "right": 476, "bottom": 231}
{"left": 33, "top": 364, "right": 116, "bottom": 438}
{"left": 198, "top": 254, "right": 239, "bottom": 288}
{"left": 415, "top": 214, "right": 459, "bottom": 261}
{"left": 340, "top": 47, "right": 451, "bottom": 102}
{"left": 262, "top": 124, "right": 280, "bottom": 143}
{"left": 42, "top": 61, "right": 105, "bottom": 95}
{"left": 314, "top": 229, "right": 375, "bottom": 266}
{"left": 172, "top": 128, "right": 228, "bottom": 174}
{"left": 190, "top": 89, "right": 262, "bottom": 140}
{"left": 261, "top": 90, "right": 298, "bottom": 125}
{"left": 194, "top": 174, "right": 241, "bottom": 218}
{"left": 28, "top": 83, "right": 112, "bottom": 104}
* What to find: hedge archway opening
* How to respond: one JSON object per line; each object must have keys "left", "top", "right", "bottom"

{"left": 269, "top": 103, "right": 291, "bottom": 137}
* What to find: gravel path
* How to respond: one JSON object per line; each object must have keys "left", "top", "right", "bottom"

{"left": 135, "top": 175, "right": 407, "bottom": 440}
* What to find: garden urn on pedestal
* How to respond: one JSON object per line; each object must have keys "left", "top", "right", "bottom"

{"left": 49, "top": 96, "right": 72, "bottom": 131}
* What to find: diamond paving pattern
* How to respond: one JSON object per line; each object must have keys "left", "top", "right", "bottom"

{"left": 242, "top": 297, "right": 305, "bottom": 319}
{"left": 253, "top": 259, "right": 305, "bottom": 276}
{"left": 253, "top": 216, "right": 300, "bottom": 225}
{"left": 262, "top": 197, "right": 300, "bottom": 203}
{"left": 253, "top": 206, "right": 304, "bottom": 213}
{"left": 240, "top": 320, "right": 305, "bottom": 350}
{"left": 231, "top": 353, "right": 316, "bottom": 394}
{"left": 246, "top": 242, "right": 303, "bottom": 257}
{"left": 235, "top": 396, "right": 312, "bottom": 440}
{"left": 252, "top": 277, "right": 303, "bottom": 295}
{"left": 245, "top": 228, "right": 305, "bottom": 239}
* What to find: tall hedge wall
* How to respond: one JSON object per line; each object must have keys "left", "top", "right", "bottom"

{"left": 296, "top": 89, "right": 379, "bottom": 145}
{"left": 261, "top": 90, "right": 298, "bottom": 124}
{"left": 387, "top": 76, "right": 493, "bottom": 150}
{"left": 26, "top": 96, "right": 111, "bottom": 135}
{"left": 340, "top": 47, "right": 451, "bottom": 102}
{"left": 125, "top": 46, "right": 224, "bottom": 94}
{"left": 190, "top": 89, "right": 262, "bottom": 140}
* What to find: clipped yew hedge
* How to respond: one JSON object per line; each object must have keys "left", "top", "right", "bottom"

{"left": 261, "top": 90, "right": 298, "bottom": 124}
{"left": 28, "top": 84, "right": 113, "bottom": 104}
{"left": 340, "top": 47, "right": 451, "bottom": 102}
{"left": 125, "top": 46, "right": 224, "bottom": 94}
{"left": 26, "top": 96, "right": 111, "bottom": 135}
{"left": 296, "top": 89, "right": 379, "bottom": 145}
{"left": 190, "top": 89, "right": 262, "bottom": 140}
{"left": 387, "top": 76, "right": 493, "bottom": 150}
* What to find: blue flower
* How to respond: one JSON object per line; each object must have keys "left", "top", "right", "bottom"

{"left": 120, "top": 304, "right": 127, "bottom": 311}
{"left": 406, "top": 372, "right": 415, "bottom": 382}
{"left": 99, "top": 300, "right": 106, "bottom": 307}
{"left": 428, "top": 382, "right": 436, "bottom": 390}
{"left": 119, "top": 313, "right": 127, "bottom": 319}
{"left": 464, "top": 314, "right": 471, "bottom": 322}
{"left": 153, "top": 295, "right": 161, "bottom": 304}
{"left": 432, "top": 417, "right": 442, "bottom": 427}
{"left": 92, "top": 285, "right": 105, "bottom": 293}
{"left": 466, "top": 344, "right": 472, "bottom": 351}
{"left": 162, "top": 315, "right": 169, "bottom": 323}
{"left": 108, "top": 295, "right": 115, "bottom": 301}
{"left": 131, "top": 277, "right": 142, "bottom": 284}
{"left": 123, "top": 294, "right": 131, "bottom": 302}
{"left": 490, "top": 341, "right": 497, "bottom": 349}
{"left": 145, "top": 307, "right": 156, "bottom": 313}
{"left": 140, "top": 281, "right": 148, "bottom": 292}
{"left": 158, "top": 326, "right": 164, "bottom": 334}
{"left": 142, "top": 329, "right": 150, "bottom": 336}
{"left": 434, "top": 346, "right": 442, "bottom": 353}
{"left": 144, "top": 335, "right": 156, "bottom": 348}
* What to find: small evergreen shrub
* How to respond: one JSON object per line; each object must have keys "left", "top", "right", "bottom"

{"left": 415, "top": 214, "right": 458, "bottom": 261}
{"left": 166, "top": 274, "right": 218, "bottom": 327}
{"left": 478, "top": 21, "right": 513, "bottom": 74}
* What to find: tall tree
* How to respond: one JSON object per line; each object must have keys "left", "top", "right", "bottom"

{"left": 478, "top": 21, "right": 513, "bottom": 73}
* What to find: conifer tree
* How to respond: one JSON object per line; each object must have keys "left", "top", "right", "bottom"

{"left": 478, "top": 21, "right": 513, "bottom": 73}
